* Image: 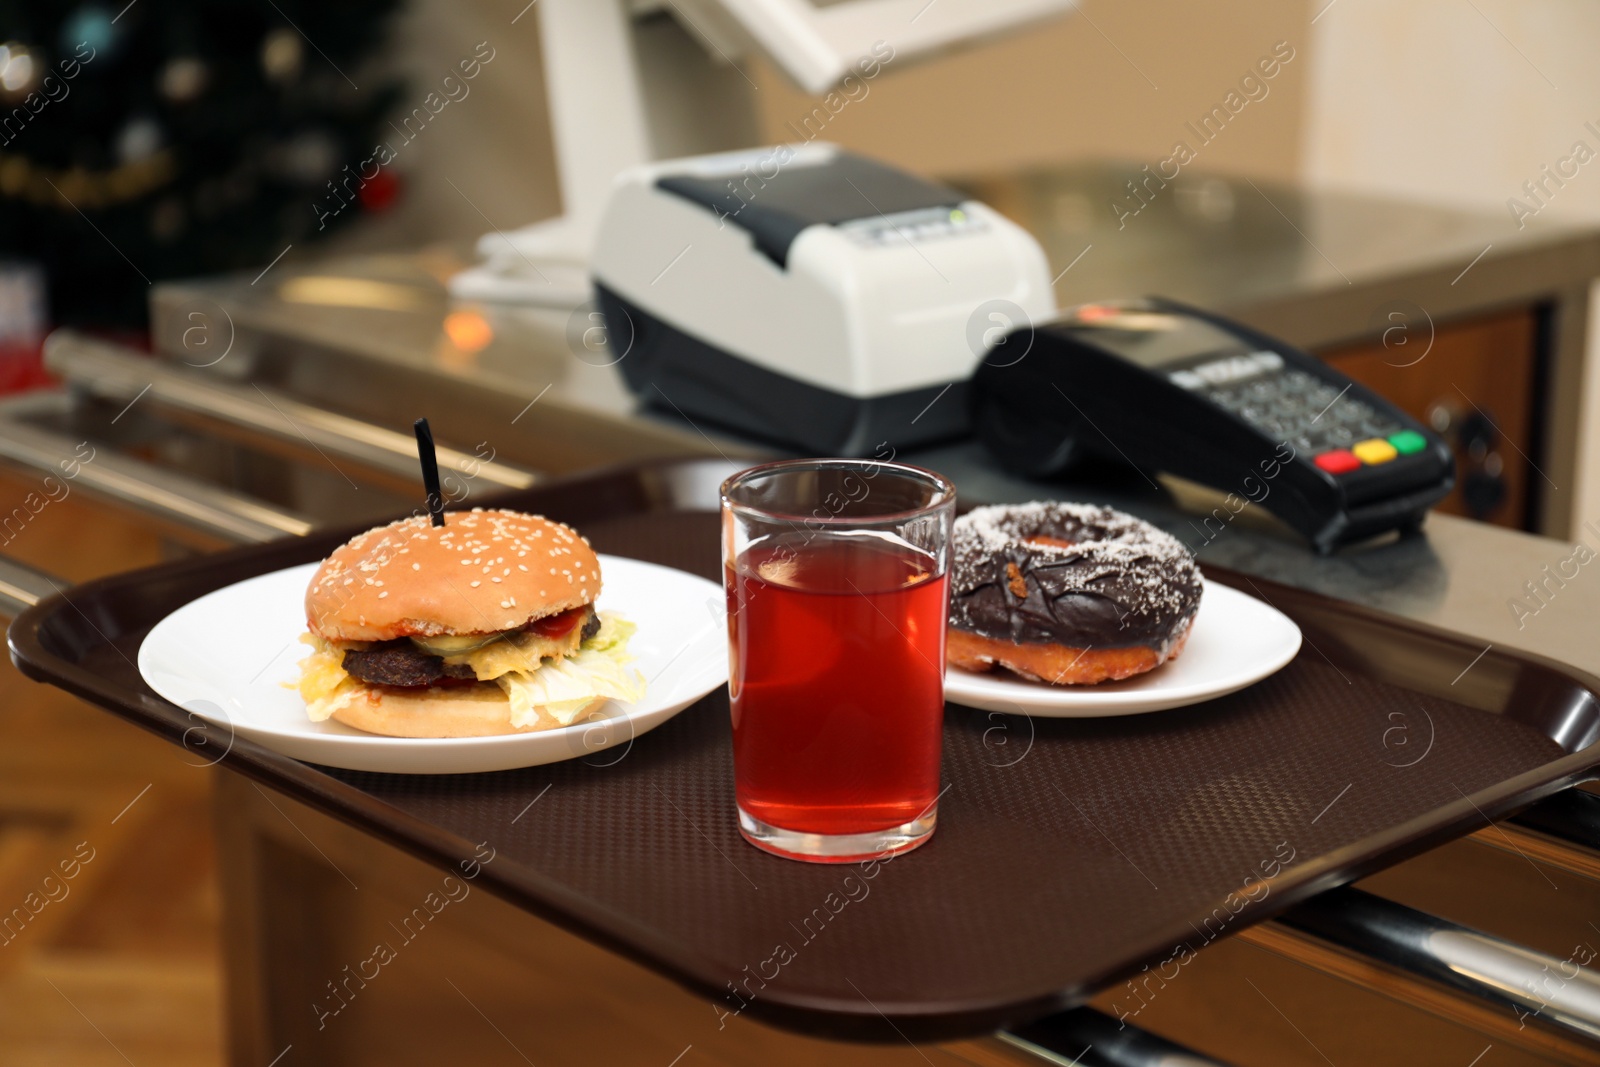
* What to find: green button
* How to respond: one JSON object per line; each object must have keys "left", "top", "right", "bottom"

{"left": 1389, "top": 430, "right": 1427, "bottom": 455}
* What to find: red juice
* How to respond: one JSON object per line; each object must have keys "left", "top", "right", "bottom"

{"left": 727, "top": 532, "right": 947, "bottom": 837}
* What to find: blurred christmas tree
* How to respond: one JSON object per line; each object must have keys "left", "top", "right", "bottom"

{"left": 0, "top": 0, "right": 402, "bottom": 329}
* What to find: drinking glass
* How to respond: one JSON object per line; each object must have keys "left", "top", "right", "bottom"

{"left": 720, "top": 459, "right": 956, "bottom": 862}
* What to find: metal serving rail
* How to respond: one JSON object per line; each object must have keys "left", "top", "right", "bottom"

{"left": 3, "top": 334, "right": 1598, "bottom": 1064}
{"left": 44, "top": 332, "right": 538, "bottom": 499}
{"left": 1277, "top": 888, "right": 1600, "bottom": 1047}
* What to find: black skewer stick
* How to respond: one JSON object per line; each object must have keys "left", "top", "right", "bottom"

{"left": 414, "top": 418, "right": 446, "bottom": 527}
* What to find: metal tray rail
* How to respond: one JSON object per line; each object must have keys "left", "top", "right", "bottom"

{"left": 0, "top": 392, "right": 314, "bottom": 545}
{"left": 1284, "top": 887, "right": 1600, "bottom": 1040}
{"left": 1001, "top": 1008, "right": 1234, "bottom": 1066}
{"left": 1250, "top": 886, "right": 1600, "bottom": 1063}
{"left": 1510, "top": 787, "right": 1600, "bottom": 852}
{"left": 42, "top": 331, "right": 539, "bottom": 498}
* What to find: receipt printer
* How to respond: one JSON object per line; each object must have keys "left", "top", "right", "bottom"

{"left": 591, "top": 144, "right": 1054, "bottom": 455}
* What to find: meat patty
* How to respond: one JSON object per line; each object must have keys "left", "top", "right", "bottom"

{"left": 579, "top": 608, "right": 601, "bottom": 643}
{"left": 342, "top": 643, "right": 479, "bottom": 688}
{"left": 341, "top": 607, "right": 600, "bottom": 688}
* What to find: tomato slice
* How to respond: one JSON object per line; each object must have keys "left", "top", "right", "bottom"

{"left": 528, "top": 605, "right": 586, "bottom": 638}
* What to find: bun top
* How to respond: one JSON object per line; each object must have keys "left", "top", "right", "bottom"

{"left": 306, "top": 508, "right": 602, "bottom": 642}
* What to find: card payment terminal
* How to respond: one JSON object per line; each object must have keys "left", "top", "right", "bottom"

{"left": 970, "top": 298, "right": 1455, "bottom": 553}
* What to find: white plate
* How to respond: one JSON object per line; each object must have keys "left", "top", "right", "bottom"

{"left": 138, "top": 555, "right": 728, "bottom": 773}
{"left": 942, "top": 579, "right": 1301, "bottom": 717}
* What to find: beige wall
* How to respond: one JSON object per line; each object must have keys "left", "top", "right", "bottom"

{"left": 748, "top": 0, "right": 1311, "bottom": 183}
{"left": 343, "top": 0, "right": 1313, "bottom": 253}
{"left": 328, "top": 1, "right": 561, "bottom": 254}
{"left": 1301, "top": 0, "right": 1600, "bottom": 221}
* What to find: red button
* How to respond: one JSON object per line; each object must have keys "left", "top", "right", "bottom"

{"left": 1315, "top": 449, "right": 1360, "bottom": 474}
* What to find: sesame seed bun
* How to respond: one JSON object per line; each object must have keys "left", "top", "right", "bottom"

{"left": 305, "top": 508, "right": 603, "bottom": 643}
{"left": 330, "top": 686, "right": 605, "bottom": 738}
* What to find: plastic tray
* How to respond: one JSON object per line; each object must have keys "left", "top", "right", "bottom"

{"left": 11, "top": 458, "right": 1600, "bottom": 1040}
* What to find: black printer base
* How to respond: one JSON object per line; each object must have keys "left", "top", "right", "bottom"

{"left": 595, "top": 283, "right": 969, "bottom": 457}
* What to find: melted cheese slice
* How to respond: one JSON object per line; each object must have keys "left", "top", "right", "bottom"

{"left": 441, "top": 627, "right": 583, "bottom": 680}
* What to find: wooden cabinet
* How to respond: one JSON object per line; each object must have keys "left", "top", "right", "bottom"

{"left": 212, "top": 774, "right": 1046, "bottom": 1067}
{"left": 1316, "top": 308, "right": 1545, "bottom": 531}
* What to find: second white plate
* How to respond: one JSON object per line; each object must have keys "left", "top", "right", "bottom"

{"left": 942, "top": 579, "right": 1301, "bottom": 717}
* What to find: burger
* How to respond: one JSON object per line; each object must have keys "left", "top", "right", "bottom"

{"left": 293, "top": 508, "right": 644, "bottom": 737}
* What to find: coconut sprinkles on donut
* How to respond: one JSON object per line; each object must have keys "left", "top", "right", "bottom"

{"left": 947, "top": 502, "right": 1204, "bottom": 685}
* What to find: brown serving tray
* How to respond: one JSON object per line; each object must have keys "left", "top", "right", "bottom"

{"left": 11, "top": 458, "right": 1600, "bottom": 1041}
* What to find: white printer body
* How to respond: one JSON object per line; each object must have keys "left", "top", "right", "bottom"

{"left": 590, "top": 143, "right": 1055, "bottom": 455}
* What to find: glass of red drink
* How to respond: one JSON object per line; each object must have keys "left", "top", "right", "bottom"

{"left": 720, "top": 459, "right": 956, "bottom": 863}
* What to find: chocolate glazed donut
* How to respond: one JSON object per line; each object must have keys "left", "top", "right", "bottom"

{"left": 947, "top": 502, "right": 1204, "bottom": 685}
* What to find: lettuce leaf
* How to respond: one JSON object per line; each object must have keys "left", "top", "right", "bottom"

{"left": 495, "top": 614, "right": 646, "bottom": 728}
{"left": 293, "top": 633, "right": 364, "bottom": 721}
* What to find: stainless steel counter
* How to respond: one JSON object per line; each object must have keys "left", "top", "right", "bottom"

{"left": 149, "top": 164, "right": 1600, "bottom": 537}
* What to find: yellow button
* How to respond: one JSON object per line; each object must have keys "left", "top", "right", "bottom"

{"left": 1352, "top": 438, "right": 1398, "bottom": 464}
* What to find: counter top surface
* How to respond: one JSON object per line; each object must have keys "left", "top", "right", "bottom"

{"left": 960, "top": 165, "right": 1598, "bottom": 339}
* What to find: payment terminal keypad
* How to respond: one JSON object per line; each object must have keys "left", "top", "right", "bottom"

{"left": 1167, "top": 352, "right": 1425, "bottom": 477}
